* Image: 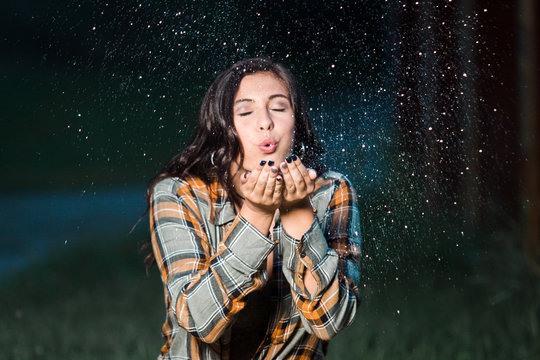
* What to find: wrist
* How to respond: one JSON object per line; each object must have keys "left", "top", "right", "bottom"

{"left": 280, "top": 197, "right": 312, "bottom": 214}
{"left": 280, "top": 199, "right": 315, "bottom": 240}
{"left": 241, "top": 200, "right": 276, "bottom": 218}
{"left": 239, "top": 202, "right": 275, "bottom": 236}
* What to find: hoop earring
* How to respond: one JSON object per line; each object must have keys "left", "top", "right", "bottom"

{"left": 299, "top": 142, "right": 306, "bottom": 159}
{"left": 210, "top": 152, "right": 216, "bottom": 166}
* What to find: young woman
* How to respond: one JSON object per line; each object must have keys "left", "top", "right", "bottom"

{"left": 146, "top": 58, "right": 361, "bottom": 359}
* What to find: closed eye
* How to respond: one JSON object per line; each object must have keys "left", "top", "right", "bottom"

{"left": 239, "top": 111, "right": 253, "bottom": 116}
{"left": 271, "top": 108, "right": 286, "bottom": 112}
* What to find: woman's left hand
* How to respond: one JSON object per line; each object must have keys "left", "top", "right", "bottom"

{"left": 279, "top": 154, "right": 317, "bottom": 210}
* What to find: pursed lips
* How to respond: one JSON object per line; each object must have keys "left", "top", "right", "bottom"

{"left": 259, "top": 138, "right": 278, "bottom": 154}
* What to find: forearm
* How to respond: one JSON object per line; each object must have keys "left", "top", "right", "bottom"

{"left": 157, "top": 215, "right": 276, "bottom": 343}
{"left": 296, "top": 275, "right": 359, "bottom": 340}
{"left": 280, "top": 221, "right": 359, "bottom": 339}
{"left": 280, "top": 198, "right": 317, "bottom": 294}
{"left": 151, "top": 180, "right": 276, "bottom": 343}
{"left": 280, "top": 223, "right": 359, "bottom": 339}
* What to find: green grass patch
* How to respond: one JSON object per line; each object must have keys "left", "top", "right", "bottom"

{"left": 1, "top": 228, "right": 538, "bottom": 359}
{"left": 0, "top": 233, "right": 164, "bottom": 359}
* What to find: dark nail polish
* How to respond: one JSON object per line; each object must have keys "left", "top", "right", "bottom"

{"left": 276, "top": 175, "right": 282, "bottom": 181}
{"left": 268, "top": 160, "right": 275, "bottom": 166}
{"left": 259, "top": 160, "right": 267, "bottom": 166}
{"left": 286, "top": 156, "right": 292, "bottom": 163}
{"left": 291, "top": 154, "right": 298, "bottom": 161}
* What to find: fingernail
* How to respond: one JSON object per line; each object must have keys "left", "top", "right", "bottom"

{"left": 286, "top": 156, "right": 292, "bottom": 163}
{"left": 291, "top": 154, "right": 298, "bottom": 161}
{"left": 280, "top": 162, "right": 287, "bottom": 169}
{"left": 260, "top": 160, "right": 267, "bottom": 166}
{"left": 271, "top": 167, "right": 278, "bottom": 174}
{"left": 277, "top": 175, "right": 282, "bottom": 181}
{"left": 268, "top": 160, "right": 275, "bottom": 166}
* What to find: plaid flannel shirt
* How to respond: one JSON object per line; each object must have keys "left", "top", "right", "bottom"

{"left": 149, "top": 170, "right": 362, "bottom": 359}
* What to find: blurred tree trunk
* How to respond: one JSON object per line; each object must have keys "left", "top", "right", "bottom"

{"left": 457, "top": 0, "right": 481, "bottom": 228}
{"left": 393, "top": 2, "right": 464, "bottom": 214}
{"left": 519, "top": 0, "right": 540, "bottom": 276}
{"left": 418, "top": 3, "right": 439, "bottom": 209}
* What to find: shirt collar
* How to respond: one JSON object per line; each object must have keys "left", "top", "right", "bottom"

{"left": 208, "top": 180, "right": 237, "bottom": 226}
{"left": 213, "top": 200, "right": 237, "bottom": 225}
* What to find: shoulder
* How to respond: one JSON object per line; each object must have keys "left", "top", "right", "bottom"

{"left": 318, "top": 170, "right": 351, "bottom": 182}
{"left": 311, "top": 170, "right": 357, "bottom": 214}
{"left": 151, "top": 175, "right": 217, "bottom": 221}
{"left": 314, "top": 170, "right": 356, "bottom": 194}
{"left": 152, "top": 175, "right": 212, "bottom": 200}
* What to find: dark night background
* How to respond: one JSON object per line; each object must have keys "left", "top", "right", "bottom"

{"left": 1, "top": 0, "right": 538, "bottom": 359}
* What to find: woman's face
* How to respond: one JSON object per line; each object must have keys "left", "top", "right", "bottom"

{"left": 233, "top": 72, "right": 295, "bottom": 171}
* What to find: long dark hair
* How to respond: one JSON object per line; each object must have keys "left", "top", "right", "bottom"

{"left": 141, "top": 58, "right": 325, "bottom": 266}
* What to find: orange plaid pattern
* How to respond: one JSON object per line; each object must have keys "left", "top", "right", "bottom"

{"left": 150, "top": 171, "right": 361, "bottom": 359}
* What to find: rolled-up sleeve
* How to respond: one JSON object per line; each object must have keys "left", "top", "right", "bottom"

{"left": 150, "top": 178, "right": 275, "bottom": 343}
{"left": 281, "top": 175, "right": 362, "bottom": 340}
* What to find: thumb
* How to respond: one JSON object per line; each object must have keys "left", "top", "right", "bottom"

{"left": 307, "top": 168, "right": 317, "bottom": 181}
{"left": 241, "top": 171, "right": 251, "bottom": 184}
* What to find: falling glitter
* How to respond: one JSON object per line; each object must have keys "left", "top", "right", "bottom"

{"left": 7, "top": 0, "right": 510, "bottom": 284}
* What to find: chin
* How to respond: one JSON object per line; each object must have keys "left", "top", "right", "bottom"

{"left": 267, "top": 152, "right": 287, "bottom": 163}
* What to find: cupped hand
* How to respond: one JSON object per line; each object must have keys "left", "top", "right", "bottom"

{"left": 279, "top": 154, "right": 317, "bottom": 210}
{"left": 239, "top": 161, "right": 283, "bottom": 215}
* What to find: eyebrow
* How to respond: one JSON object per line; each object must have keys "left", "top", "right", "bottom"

{"left": 234, "top": 94, "right": 290, "bottom": 105}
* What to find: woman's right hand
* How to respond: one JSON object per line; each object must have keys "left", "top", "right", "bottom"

{"left": 240, "top": 160, "right": 283, "bottom": 214}
{"left": 238, "top": 161, "right": 282, "bottom": 235}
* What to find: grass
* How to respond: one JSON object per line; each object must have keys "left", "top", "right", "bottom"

{"left": 0, "top": 233, "right": 164, "bottom": 359}
{"left": 326, "top": 279, "right": 539, "bottom": 360}
{"left": 326, "top": 223, "right": 540, "bottom": 360}
{"left": 0, "top": 229, "right": 538, "bottom": 360}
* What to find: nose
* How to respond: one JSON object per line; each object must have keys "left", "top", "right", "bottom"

{"left": 257, "top": 109, "right": 274, "bottom": 131}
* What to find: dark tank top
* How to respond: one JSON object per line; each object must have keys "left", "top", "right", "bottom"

{"left": 229, "top": 283, "right": 275, "bottom": 360}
